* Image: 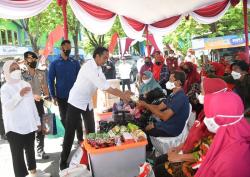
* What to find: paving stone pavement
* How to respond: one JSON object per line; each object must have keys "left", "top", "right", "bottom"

{"left": 0, "top": 137, "right": 65, "bottom": 177}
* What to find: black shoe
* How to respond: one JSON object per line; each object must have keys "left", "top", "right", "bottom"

{"left": 59, "top": 158, "right": 68, "bottom": 171}
{"left": 37, "top": 152, "right": 49, "bottom": 160}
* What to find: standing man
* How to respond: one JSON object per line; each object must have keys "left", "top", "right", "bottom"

{"left": 60, "top": 47, "right": 132, "bottom": 170}
{"left": 118, "top": 58, "right": 131, "bottom": 91}
{"left": 48, "top": 40, "right": 83, "bottom": 143}
{"left": 102, "top": 57, "right": 116, "bottom": 79}
{"left": 22, "top": 51, "right": 50, "bottom": 159}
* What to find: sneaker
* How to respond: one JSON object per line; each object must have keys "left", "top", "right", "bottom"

{"left": 37, "top": 152, "right": 49, "bottom": 160}
{"left": 28, "top": 170, "right": 51, "bottom": 177}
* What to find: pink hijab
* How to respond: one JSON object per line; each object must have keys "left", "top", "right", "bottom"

{"left": 195, "top": 92, "right": 250, "bottom": 177}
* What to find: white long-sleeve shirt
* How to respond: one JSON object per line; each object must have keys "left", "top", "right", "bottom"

{"left": 118, "top": 63, "right": 131, "bottom": 79}
{"left": 1, "top": 80, "right": 40, "bottom": 134}
{"left": 68, "top": 59, "right": 110, "bottom": 111}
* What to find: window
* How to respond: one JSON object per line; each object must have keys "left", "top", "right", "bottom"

{"left": 13, "top": 31, "right": 18, "bottom": 45}
{"left": 0, "top": 29, "right": 7, "bottom": 45}
{"left": 7, "top": 30, "right": 13, "bottom": 45}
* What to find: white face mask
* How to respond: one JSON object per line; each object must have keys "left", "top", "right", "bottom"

{"left": 142, "top": 78, "right": 151, "bottom": 84}
{"left": 204, "top": 114, "right": 243, "bottom": 133}
{"left": 197, "top": 94, "right": 204, "bottom": 104}
{"left": 231, "top": 71, "right": 241, "bottom": 80}
{"left": 10, "top": 70, "right": 21, "bottom": 80}
{"left": 166, "top": 81, "right": 176, "bottom": 90}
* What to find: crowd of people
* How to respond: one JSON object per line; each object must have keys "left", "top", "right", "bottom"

{"left": 0, "top": 39, "right": 250, "bottom": 177}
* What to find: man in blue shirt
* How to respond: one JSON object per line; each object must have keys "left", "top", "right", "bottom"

{"left": 48, "top": 40, "right": 83, "bottom": 142}
{"left": 138, "top": 71, "right": 189, "bottom": 138}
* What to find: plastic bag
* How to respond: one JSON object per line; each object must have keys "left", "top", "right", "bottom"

{"left": 137, "top": 162, "right": 155, "bottom": 177}
{"left": 59, "top": 164, "right": 92, "bottom": 177}
{"left": 69, "top": 146, "right": 88, "bottom": 167}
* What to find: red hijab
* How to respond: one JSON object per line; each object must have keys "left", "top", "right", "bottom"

{"left": 182, "top": 78, "right": 228, "bottom": 153}
{"left": 211, "top": 62, "right": 225, "bottom": 76}
{"left": 153, "top": 55, "right": 164, "bottom": 81}
{"left": 195, "top": 92, "right": 250, "bottom": 177}
{"left": 181, "top": 62, "right": 200, "bottom": 93}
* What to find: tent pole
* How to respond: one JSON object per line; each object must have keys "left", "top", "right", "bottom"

{"left": 62, "top": 0, "right": 68, "bottom": 40}
{"left": 146, "top": 25, "right": 149, "bottom": 57}
{"left": 243, "top": 0, "right": 249, "bottom": 63}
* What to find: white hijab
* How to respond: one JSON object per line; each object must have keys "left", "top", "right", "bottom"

{"left": 3, "top": 60, "right": 20, "bottom": 84}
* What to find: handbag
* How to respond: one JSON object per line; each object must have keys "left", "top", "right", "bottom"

{"left": 42, "top": 113, "right": 57, "bottom": 135}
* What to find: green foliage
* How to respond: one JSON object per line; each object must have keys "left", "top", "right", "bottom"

{"left": 163, "top": 3, "right": 249, "bottom": 54}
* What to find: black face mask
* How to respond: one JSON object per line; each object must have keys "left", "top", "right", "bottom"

{"left": 64, "top": 49, "right": 71, "bottom": 57}
{"left": 28, "top": 61, "right": 37, "bottom": 69}
{"left": 155, "top": 62, "right": 161, "bottom": 66}
{"left": 183, "top": 69, "right": 191, "bottom": 74}
{"left": 145, "top": 61, "right": 151, "bottom": 66}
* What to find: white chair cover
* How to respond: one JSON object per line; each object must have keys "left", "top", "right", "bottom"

{"left": 150, "top": 104, "right": 193, "bottom": 156}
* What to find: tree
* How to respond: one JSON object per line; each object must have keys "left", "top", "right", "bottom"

{"left": 163, "top": 3, "right": 250, "bottom": 55}
{"left": 12, "top": 0, "right": 63, "bottom": 54}
{"left": 82, "top": 17, "right": 125, "bottom": 54}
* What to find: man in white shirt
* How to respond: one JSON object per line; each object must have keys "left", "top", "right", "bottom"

{"left": 60, "top": 47, "right": 132, "bottom": 170}
{"left": 118, "top": 58, "right": 131, "bottom": 91}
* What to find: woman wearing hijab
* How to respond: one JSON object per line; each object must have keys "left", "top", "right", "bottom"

{"left": 154, "top": 78, "right": 228, "bottom": 177}
{"left": 139, "top": 71, "right": 162, "bottom": 96}
{"left": 180, "top": 62, "right": 201, "bottom": 93}
{"left": 195, "top": 91, "right": 250, "bottom": 177}
{"left": 152, "top": 51, "right": 170, "bottom": 90}
{"left": 140, "top": 57, "right": 153, "bottom": 77}
{"left": 1, "top": 60, "right": 50, "bottom": 177}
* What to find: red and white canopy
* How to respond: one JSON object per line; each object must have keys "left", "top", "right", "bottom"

{"left": 0, "top": 0, "right": 240, "bottom": 38}
{"left": 0, "top": 0, "right": 52, "bottom": 19}
{"left": 68, "top": 0, "right": 238, "bottom": 39}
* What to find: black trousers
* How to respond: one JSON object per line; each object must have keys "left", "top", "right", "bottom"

{"left": 154, "top": 154, "right": 171, "bottom": 177}
{"left": 7, "top": 131, "right": 36, "bottom": 177}
{"left": 121, "top": 79, "right": 131, "bottom": 92}
{"left": 35, "top": 100, "right": 45, "bottom": 154}
{"left": 60, "top": 104, "right": 95, "bottom": 170}
{"left": 0, "top": 99, "right": 5, "bottom": 136}
{"left": 57, "top": 98, "right": 83, "bottom": 141}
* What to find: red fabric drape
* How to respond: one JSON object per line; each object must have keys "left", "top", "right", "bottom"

{"left": 151, "top": 15, "right": 181, "bottom": 28}
{"left": 123, "top": 16, "right": 145, "bottom": 31}
{"left": 43, "top": 25, "right": 64, "bottom": 59}
{"left": 194, "top": 0, "right": 229, "bottom": 17}
{"left": 108, "top": 32, "right": 119, "bottom": 54}
{"left": 148, "top": 34, "right": 160, "bottom": 52}
{"left": 76, "top": 0, "right": 115, "bottom": 20}
{"left": 124, "top": 38, "right": 134, "bottom": 54}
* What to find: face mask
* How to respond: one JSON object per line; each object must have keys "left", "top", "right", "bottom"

{"left": 145, "top": 62, "right": 150, "bottom": 66}
{"left": 28, "top": 61, "right": 37, "bottom": 69}
{"left": 64, "top": 49, "right": 71, "bottom": 57}
{"left": 231, "top": 71, "right": 241, "bottom": 80}
{"left": 197, "top": 94, "right": 204, "bottom": 104}
{"left": 166, "top": 81, "right": 176, "bottom": 90}
{"left": 10, "top": 70, "right": 21, "bottom": 80}
{"left": 183, "top": 68, "right": 190, "bottom": 74}
{"left": 204, "top": 114, "right": 243, "bottom": 133}
{"left": 155, "top": 62, "right": 161, "bottom": 66}
{"left": 142, "top": 78, "right": 151, "bottom": 84}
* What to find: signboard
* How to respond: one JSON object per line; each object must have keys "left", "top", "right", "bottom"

{"left": 192, "top": 33, "right": 250, "bottom": 50}
{"left": 0, "top": 46, "right": 30, "bottom": 56}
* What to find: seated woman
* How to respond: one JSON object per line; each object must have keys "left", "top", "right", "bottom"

{"left": 138, "top": 71, "right": 189, "bottom": 138}
{"left": 153, "top": 77, "right": 228, "bottom": 177}
{"left": 139, "top": 71, "right": 163, "bottom": 98}
{"left": 180, "top": 62, "right": 200, "bottom": 93}
{"left": 196, "top": 91, "right": 250, "bottom": 177}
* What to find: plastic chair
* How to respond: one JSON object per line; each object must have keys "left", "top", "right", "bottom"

{"left": 150, "top": 104, "right": 193, "bottom": 156}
